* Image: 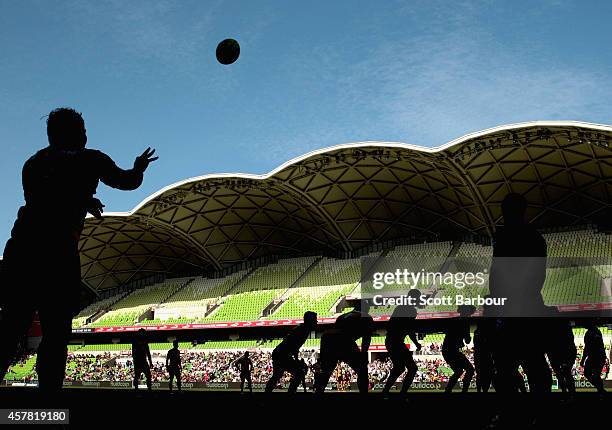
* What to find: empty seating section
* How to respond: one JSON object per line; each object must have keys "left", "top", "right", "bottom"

{"left": 71, "top": 317, "right": 88, "bottom": 329}
{"left": 435, "top": 230, "right": 611, "bottom": 307}
{"left": 300, "top": 255, "right": 368, "bottom": 288}
{"left": 426, "top": 242, "right": 492, "bottom": 312}
{"left": 149, "top": 271, "right": 248, "bottom": 324}
{"left": 148, "top": 342, "right": 192, "bottom": 350}
{"left": 544, "top": 230, "right": 612, "bottom": 257}
{"left": 72, "top": 230, "right": 611, "bottom": 328}
{"left": 194, "top": 340, "right": 259, "bottom": 349}
{"left": 543, "top": 266, "right": 607, "bottom": 305}
{"left": 422, "top": 333, "right": 445, "bottom": 344}
{"left": 270, "top": 255, "right": 373, "bottom": 319}
{"left": 75, "top": 343, "right": 201, "bottom": 352}
{"left": 303, "top": 338, "right": 321, "bottom": 348}
{"left": 368, "top": 242, "right": 451, "bottom": 295}
{"left": 370, "top": 336, "right": 386, "bottom": 344}
{"left": 87, "top": 278, "right": 190, "bottom": 327}
{"left": 71, "top": 292, "right": 126, "bottom": 328}
{"left": 369, "top": 242, "right": 452, "bottom": 314}
{"left": 272, "top": 284, "right": 354, "bottom": 319}
{"left": 542, "top": 230, "right": 611, "bottom": 305}
{"left": 208, "top": 257, "right": 316, "bottom": 321}
{"left": 77, "top": 344, "right": 130, "bottom": 352}
{"left": 455, "top": 242, "right": 493, "bottom": 265}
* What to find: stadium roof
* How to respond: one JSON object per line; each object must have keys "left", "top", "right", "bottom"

{"left": 80, "top": 121, "right": 612, "bottom": 290}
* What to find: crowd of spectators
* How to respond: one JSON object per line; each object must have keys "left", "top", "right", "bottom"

{"left": 6, "top": 343, "right": 609, "bottom": 388}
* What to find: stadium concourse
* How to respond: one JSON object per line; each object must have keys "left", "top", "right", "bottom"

{"left": 1, "top": 121, "right": 611, "bottom": 426}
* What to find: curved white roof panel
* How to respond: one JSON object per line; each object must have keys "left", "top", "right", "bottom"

{"left": 79, "top": 121, "right": 612, "bottom": 290}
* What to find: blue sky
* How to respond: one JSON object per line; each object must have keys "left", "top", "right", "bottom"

{"left": 0, "top": 0, "right": 611, "bottom": 245}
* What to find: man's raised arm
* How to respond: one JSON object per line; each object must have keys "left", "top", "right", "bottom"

{"left": 98, "top": 147, "right": 158, "bottom": 191}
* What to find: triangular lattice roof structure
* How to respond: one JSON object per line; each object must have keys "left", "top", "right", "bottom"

{"left": 80, "top": 121, "right": 612, "bottom": 290}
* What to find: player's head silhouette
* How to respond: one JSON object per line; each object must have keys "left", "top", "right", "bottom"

{"left": 501, "top": 193, "right": 527, "bottom": 226}
{"left": 408, "top": 288, "right": 422, "bottom": 307}
{"left": 46, "top": 107, "right": 87, "bottom": 150}
{"left": 303, "top": 311, "right": 318, "bottom": 328}
{"left": 173, "top": 340, "right": 179, "bottom": 348}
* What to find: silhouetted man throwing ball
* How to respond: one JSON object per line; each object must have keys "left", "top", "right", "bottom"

{"left": 0, "top": 108, "right": 157, "bottom": 392}
{"left": 133, "top": 329, "right": 153, "bottom": 391}
{"left": 265, "top": 311, "right": 317, "bottom": 393}
{"left": 315, "top": 301, "right": 373, "bottom": 394}
{"left": 166, "top": 340, "right": 182, "bottom": 392}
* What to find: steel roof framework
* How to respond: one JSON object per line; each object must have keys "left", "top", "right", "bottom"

{"left": 78, "top": 121, "right": 612, "bottom": 291}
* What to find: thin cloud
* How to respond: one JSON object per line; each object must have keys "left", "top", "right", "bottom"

{"left": 65, "top": 0, "right": 216, "bottom": 76}
{"left": 239, "top": 0, "right": 612, "bottom": 162}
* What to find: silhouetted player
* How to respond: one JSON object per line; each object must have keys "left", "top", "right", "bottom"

{"left": 265, "top": 311, "right": 317, "bottom": 393}
{"left": 315, "top": 301, "right": 373, "bottom": 394}
{"left": 546, "top": 318, "right": 576, "bottom": 395}
{"left": 474, "top": 317, "right": 495, "bottom": 393}
{"left": 581, "top": 322, "right": 607, "bottom": 394}
{"left": 0, "top": 108, "right": 157, "bottom": 391}
{"left": 442, "top": 305, "right": 475, "bottom": 393}
{"left": 488, "top": 193, "right": 551, "bottom": 394}
{"left": 236, "top": 351, "right": 253, "bottom": 393}
{"left": 166, "top": 340, "right": 182, "bottom": 392}
{"left": 132, "top": 329, "right": 153, "bottom": 391}
{"left": 489, "top": 193, "right": 547, "bottom": 316}
{"left": 382, "top": 289, "right": 422, "bottom": 396}
{"left": 474, "top": 296, "right": 497, "bottom": 393}
{"left": 298, "top": 358, "right": 309, "bottom": 392}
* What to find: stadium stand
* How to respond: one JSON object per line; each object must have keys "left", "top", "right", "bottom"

{"left": 268, "top": 253, "right": 379, "bottom": 319}
{"left": 142, "top": 270, "right": 249, "bottom": 324}
{"left": 71, "top": 229, "right": 611, "bottom": 328}
{"left": 86, "top": 278, "right": 192, "bottom": 327}
{"left": 206, "top": 257, "right": 316, "bottom": 321}
{"left": 542, "top": 230, "right": 612, "bottom": 305}
{"left": 545, "top": 229, "right": 612, "bottom": 258}
{"left": 368, "top": 241, "right": 454, "bottom": 314}
{"left": 72, "top": 291, "right": 127, "bottom": 328}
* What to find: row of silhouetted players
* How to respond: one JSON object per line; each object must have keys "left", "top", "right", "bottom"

{"left": 129, "top": 305, "right": 608, "bottom": 395}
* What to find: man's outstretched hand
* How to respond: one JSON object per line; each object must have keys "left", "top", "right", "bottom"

{"left": 134, "top": 147, "right": 159, "bottom": 172}
{"left": 86, "top": 198, "right": 105, "bottom": 219}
